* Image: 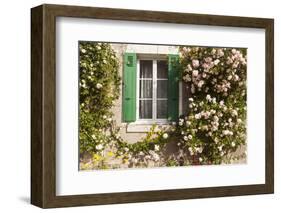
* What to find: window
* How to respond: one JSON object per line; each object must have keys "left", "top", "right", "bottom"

{"left": 122, "top": 52, "right": 179, "bottom": 125}
{"left": 138, "top": 59, "right": 168, "bottom": 122}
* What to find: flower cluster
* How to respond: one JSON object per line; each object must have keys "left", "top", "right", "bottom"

{"left": 177, "top": 46, "right": 247, "bottom": 164}
{"left": 80, "top": 44, "right": 247, "bottom": 170}
{"left": 79, "top": 42, "right": 121, "bottom": 155}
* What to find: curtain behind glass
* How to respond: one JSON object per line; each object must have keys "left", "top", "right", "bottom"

{"left": 139, "top": 60, "right": 153, "bottom": 119}
{"left": 157, "top": 60, "right": 168, "bottom": 119}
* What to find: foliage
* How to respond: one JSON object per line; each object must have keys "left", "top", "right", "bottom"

{"left": 176, "top": 46, "right": 247, "bottom": 164}
{"left": 79, "top": 42, "right": 121, "bottom": 154}
{"left": 79, "top": 43, "right": 247, "bottom": 170}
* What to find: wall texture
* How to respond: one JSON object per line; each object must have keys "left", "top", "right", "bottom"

{"left": 110, "top": 43, "right": 181, "bottom": 143}
{"left": 109, "top": 43, "right": 246, "bottom": 163}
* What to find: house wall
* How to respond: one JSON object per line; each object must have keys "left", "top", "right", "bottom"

{"left": 109, "top": 43, "right": 245, "bottom": 164}
{"left": 110, "top": 43, "right": 182, "bottom": 143}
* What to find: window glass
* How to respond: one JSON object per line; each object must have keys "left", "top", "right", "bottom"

{"left": 157, "top": 100, "right": 168, "bottom": 119}
{"left": 139, "top": 80, "right": 153, "bottom": 98}
{"left": 139, "top": 100, "right": 152, "bottom": 119}
{"left": 157, "top": 60, "right": 168, "bottom": 79}
{"left": 157, "top": 80, "right": 167, "bottom": 99}
{"left": 138, "top": 59, "right": 168, "bottom": 120}
{"left": 140, "top": 60, "right": 153, "bottom": 78}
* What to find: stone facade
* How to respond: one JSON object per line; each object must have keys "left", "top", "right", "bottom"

{"left": 110, "top": 43, "right": 183, "bottom": 143}
{"left": 109, "top": 43, "right": 246, "bottom": 164}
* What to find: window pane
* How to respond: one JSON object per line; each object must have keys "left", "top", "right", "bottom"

{"left": 140, "top": 60, "right": 153, "bottom": 78}
{"left": 139, "top": 100, "right": 152, "bottom": 119}
{"left": 157, "top": 80, "right": 167, "bottom": 98}
{"left": 139, "top": 80, "right": 152, "bottom": 98}
{"left": 157, "top": 100, "right": 168, "bottom": 119}
{"left": 157, "top": 60, "right": 168, "bottom": 79}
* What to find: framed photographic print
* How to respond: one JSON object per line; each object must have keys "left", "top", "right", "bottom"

{"left": 31, "top": 4, "right": 274, "bottom": 208}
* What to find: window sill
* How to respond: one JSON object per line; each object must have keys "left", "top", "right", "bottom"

{"left": 126, "top": 122, "right": 170, "bottom": 133}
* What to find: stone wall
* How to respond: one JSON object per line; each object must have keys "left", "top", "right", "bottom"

{"left": 109, "top": 43, "right": 246, "bottom": 164}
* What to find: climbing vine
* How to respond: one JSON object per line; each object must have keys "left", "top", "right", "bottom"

{"left": 79, "top": 42, "right": 121, "bottom": 154}
{"left": 79, "top": 43, "right": 247, "bottom": 170}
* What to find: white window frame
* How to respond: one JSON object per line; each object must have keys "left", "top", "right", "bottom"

{"left": 136, "top": 55, "right": 169, "bottom": 125}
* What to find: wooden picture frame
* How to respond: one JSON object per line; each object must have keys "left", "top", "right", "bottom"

{"left": 31, "top": 4, "right": 274, "bottom": 208}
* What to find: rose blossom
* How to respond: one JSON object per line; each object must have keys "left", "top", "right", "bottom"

{"left": 214, "top": 59, "right": 220, "bottom": 65}
{"left": 192, "top": 59, "right": 199, "bottom": 68}
{"left": 192, "top": 70, "right": 199, "bottom": 77}
{"left": 95, "top": 144, "right": 103, "bottom": 150}
{"left": 96, "top": 83, "right": 103, "bottom": 89}
{"left": 162, "top": 133, "right": 169, "bottom": 139}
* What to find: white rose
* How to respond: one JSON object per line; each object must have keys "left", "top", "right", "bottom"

{"left": 198, "top": 80, "right": 205, "bottom": 88}
{"left": 95, "top": 144, "right": 103, "bottom": 150}
{"left": 153, "top": 153, "right": 160, "bottom": 161}
{"left": 192, "top": 59, "right": 199, "bottom": 68}
{"left": 199, "top": 157, "right": 203, "bottom": 162}
{"left": 192, "top": 70, "right": 199, "bottom": 77}
{"left": 187, "top": 64, "right": 192, "bottom": 71}
{"left": 214, "top": 59, "right": 220, "bottom": 65}
{"left": 162, "top": 133, "right": 168, "bottom": 139}
{"left": 132, "top": 158, "right": 138, "bottom": 164}
{"left": 213, "top": 116, "right": 219, "bottom": 122}
{"left": 183, "top": 136, "right": 188, "bottom": 141}
{"left": 81, "top": 49, "right": 86, "bottom": 53}
{"left": 232, "top": 109, "right": 238, "bottom": 116}
{"left": 189, "top": 98, "right": 194, "bottom": 102}
{"left": 231, "top": 142, "right": 236, "bottom": 147}
{"left": 96, "top": 83, "right": 103, "bottom": 89}
{"left": 195, "top": 113, "right": 201, "bottom": 119}
{"left": 206, "top": 94, "right": 211, "bottom": 101}
{"left": 154, "top": 145, "right": 160, "bottom": 151}
{"left": 91, "top": 134, "right": 96, "bottom": 139}
{"left": 218, "top": 49, "right": 224, "bottom": 57}
{"left": 188, "top": 135, "right": 193, "bottom": 140}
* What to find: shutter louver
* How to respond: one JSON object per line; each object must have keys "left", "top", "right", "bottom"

{"left": 168, "top": 54, "right": 179, "bottom": 121}
{"left": 122, "top": 53, "right": 137, "bottom": 122}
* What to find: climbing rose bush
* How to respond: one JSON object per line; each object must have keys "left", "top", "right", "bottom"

{"left": 176, "top": 46, "right": 247, "bottom": 164}
{"left": 79, "top": 42, "right": 121, "bottom": 155}
{"left": 79, "top": 43, "right": 247, "bottom": 170}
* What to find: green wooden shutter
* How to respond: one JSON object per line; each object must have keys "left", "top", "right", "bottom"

{"left": 168, "top": 54, "right": 179, "bottom": 121}
{"left": 122, "top": 53, "right": 137, "bottom": 122}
